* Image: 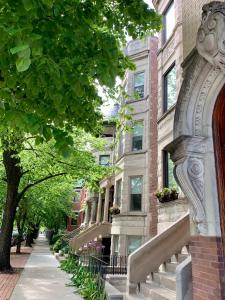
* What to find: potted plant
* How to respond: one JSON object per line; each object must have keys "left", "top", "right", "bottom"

{"left": 109, "top": 205, "right": 120, "bottom": 215}
{"left": 170, "top": 187, "right": 179, "bottom": 200}
{"left": 155, "top": 187, "right": 179, "bottom": 203}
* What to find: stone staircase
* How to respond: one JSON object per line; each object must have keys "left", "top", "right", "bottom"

{"left": 138, "top": 247, "right": 190, "bottom": 300}
{"left": 70, "top": 222, "right": 112, "bottom": 252}
{"left": 126, "top": 213, "right": 191, "bottom": 300}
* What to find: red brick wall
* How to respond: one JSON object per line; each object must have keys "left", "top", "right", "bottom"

{"left": 149, "top": 36, "right": 159, "bottom": 237}
{"left": 190, "top": 236, "right": 225, "bottom": 300}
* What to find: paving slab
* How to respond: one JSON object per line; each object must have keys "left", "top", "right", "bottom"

{"left": 10, "top": 235, "right": 83, "bottom": 300}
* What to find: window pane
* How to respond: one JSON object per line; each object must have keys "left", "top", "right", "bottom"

{"left": 130, "top": 194, "right": 142, "bottom": 210}
{"left": 116, "top": 179, "right": 122, "bottom": 206}
{"left": 168, "top": 154, "right": 177, "bottom": 188}
{"left": 99, "top": 155, "right": 110, "bottom": 166}
{"left": 164, "top": 151, "right": 177, "bottom": 188}
{"left": 127, "top": 236, "right": 142, "bottom": 255}
{"left": 164, "top": 2, "right": 175, "bottom": 41}
{"left": 134, "top": 73, "right": 144, "bottom": 98}
{"left": 132, "top": 136, "right": 142, "bottom": 151}
{"left": 165, "top": 66, "right": 176, "bottom": 110}
{"left": 131, "top": 177, "right": 142, "bottom": 194}
{"left": 132, "top": 122, "right": 143, "bottom": 151}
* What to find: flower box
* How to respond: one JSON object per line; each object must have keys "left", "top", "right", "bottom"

{"left": 155, "top": 187, "right": 179, "bottom": 203}
{"left": 109, "top": 205, "right": 120, "bottom": 215}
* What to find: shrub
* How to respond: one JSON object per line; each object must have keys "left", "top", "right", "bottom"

{"left": 61, "top": 256, "right": 107, "bottom": 300}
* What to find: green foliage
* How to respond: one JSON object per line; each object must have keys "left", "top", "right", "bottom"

{"left": 52, "top": 238, "right": 67, "bottom": 252}
{"left": 155, "top": 187, "right": 179, "bottom": 203}
{"left": 61, "top": 256, "right": 107, "bottom": 300}
{"left": 0, "top": 0, "right": 161, "bottom": 150}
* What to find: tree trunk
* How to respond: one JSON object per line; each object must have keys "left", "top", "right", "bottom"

{"left": 25, "top": 233, "right": 34, "bottom": 247}
{"left": 0, "top": 149, "right": 22, "bottom": 271}
{"left": 16, "top": 211, "right": 27, "bottom": 254}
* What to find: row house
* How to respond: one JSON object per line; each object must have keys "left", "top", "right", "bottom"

{"left": 69, "top": 36, "right": 158, "bottom": 260}
{"left": 70, "top": 1, "right": 225, "bottom": 299}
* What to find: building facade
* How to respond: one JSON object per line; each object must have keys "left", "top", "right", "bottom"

{"left": 70, "top": 36, "right": 158, "bottom": 259}
{"left": 126, "top": 1, "right": 225, "bottom": 300}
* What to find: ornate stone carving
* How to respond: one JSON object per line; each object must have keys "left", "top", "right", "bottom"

{"left": 196, "top": 1, "right": 225, "bottom": 74}
{"left": 175, "top": 157, "right": 207, "bottom": 235}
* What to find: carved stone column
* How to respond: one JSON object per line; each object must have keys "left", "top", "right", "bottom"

{"left": 96, "top": 192, "right": 102, "bottom": 223}
{"left": 167, "top": 136, "right": 208, "bottom": 235}
{"left": 103, "top": 186, "right": 110, "bottom": 223}
{"left": 90, "top": 200, "right": 97, "bottom": 224}
{"left": 84, "top": 203, "right": 91, "bottom": 226}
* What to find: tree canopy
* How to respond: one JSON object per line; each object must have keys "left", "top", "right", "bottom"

{"left": 0, "top": 0, "right": 161, "bottom": 150}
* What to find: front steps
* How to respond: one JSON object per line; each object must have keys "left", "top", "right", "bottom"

{"left": 127, "top": 246, "right": 190, "bottom": 300}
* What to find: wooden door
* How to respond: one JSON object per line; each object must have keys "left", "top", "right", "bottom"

{"left": 213, "top": 84, "right": 225, "bottom": 256}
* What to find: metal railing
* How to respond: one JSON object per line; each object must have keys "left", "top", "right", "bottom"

{"left": 74, "top": 254, "right": 127, "bottom": 278}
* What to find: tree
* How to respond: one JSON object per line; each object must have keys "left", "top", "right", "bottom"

{"left": 0, "top": 1, "right": 161, "bottom": 271}
{"left": 15, "top": 176, "right": 75, "bottom": 252}
{"left": 0, "top": 131, "right": 113, "bottom": 270}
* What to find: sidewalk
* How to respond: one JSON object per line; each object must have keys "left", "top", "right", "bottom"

{"left": 10, "top": 235, "right": 83, "bottom": 300}
{"left": 0, "top": 246, "right": 32, "bottom": 300}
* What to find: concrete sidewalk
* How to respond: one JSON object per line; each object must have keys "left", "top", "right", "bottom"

{"left": 10, "top": 235, "right": 83, "bottom": 300}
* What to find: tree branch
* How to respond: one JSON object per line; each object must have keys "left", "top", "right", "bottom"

{"left": 18, "top": 172, "right": 67, "bottom": 201}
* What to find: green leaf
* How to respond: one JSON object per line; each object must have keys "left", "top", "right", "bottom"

{"left": 22, "top": 0, "right": 33, "bottom": 11}
{"left": 42, "top": 0, "right": 54, "bottom": 8}
{"left": 43, "top": 126, "right": 52, "bottom": 141}
{"left": 10, "top": 44, "right": 29, "bottom": 55}
{"left": 32, "top": 42, "right": 43, "bottom": 56}
{"left": 16, "top": 57, "right": 31, "bottom": 72}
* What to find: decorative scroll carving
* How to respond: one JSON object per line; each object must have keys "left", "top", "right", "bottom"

{"left": 197, "top": 1, "right": 225, "bottom": 74}
{"left": 174, "top": 157, "right": 207, "bottom": 235}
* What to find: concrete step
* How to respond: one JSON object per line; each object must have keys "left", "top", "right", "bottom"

{"left": 150, "top": 287, "right": 176, "bottom": 300}
{"left": 165, "top": 262, "right": 178, "bottom": 273}
{"left": 140, "top": 283, "right": 176, "bottom": 300}
{"left": 152, "top": 272, "right": 176, "bottom": 291}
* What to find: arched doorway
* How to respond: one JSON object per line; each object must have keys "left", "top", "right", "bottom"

{"left": 213, "top": 84, "right": 225, "bottom": 257}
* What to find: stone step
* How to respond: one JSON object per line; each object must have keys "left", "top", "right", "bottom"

{"left": 140, "top": 283, "right": 176, "bottom": 300}
{"left": 152, "top": 272, "right": 176, "bottom": 291}
{"left": 165, "top": 262, "right": 178, "bottom": 273}
{"left": 150, "top": 287, "right": 176, "bottom": 300}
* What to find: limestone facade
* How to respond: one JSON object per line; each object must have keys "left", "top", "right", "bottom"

{"left": 76, "top": 37, "right": 158, "bottom": 257}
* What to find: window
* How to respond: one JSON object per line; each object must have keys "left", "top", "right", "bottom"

{"left": 134, "top": 72, "right": 144, "bottom": 98}
{"left": 73, "top": 193, "right": 80, "bottom": 203}
{"left": 163, "top": 151, "right": 177, "bottom": 188}
{"left": 130, "top": 176, "right": 142, "bottom": 211}
{"left": 71, "top": 218, "right": 77, "bottom": 226}
{"left": 115, "top": 179, "right": 122, "bottom": 206}
{"left": 99, "top": 155, "right": 110, "bottom": 166}
{"left": 132, "top": 121, "right": 144, "bottom": 151}
{"left": 113, "top": 235, "right": 119, "bottom": 255}
{"left": 127, "top": 236, "right": 142, "bottom": 255}
{"left": 163, "top": 1, "right": 175, "bottom": 43}
{"left": 163, "top": 64, "right": 176, "bottom": 112}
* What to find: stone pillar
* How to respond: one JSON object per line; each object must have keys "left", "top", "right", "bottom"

{"left": 84, "top": 203, "right": 90, "bottom": 226}
{"left": 96, "top": 192, "right": 102, "bottom": 223}
{"left": 103, "top": 186, "right": 110, "bottom": 223}
{"left": 90, "top": 200, "right": 97, "bottom": 224}
{"left": 119, "top": 234, "right": 126, "bottom": 257}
